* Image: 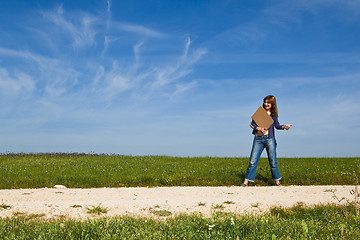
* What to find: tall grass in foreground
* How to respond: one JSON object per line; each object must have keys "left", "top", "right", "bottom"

{"left": 0, "top": 204, "right": 359, "bottom": 239}
{"left": 0, "top": 153, "right": 358, "bottom": 189}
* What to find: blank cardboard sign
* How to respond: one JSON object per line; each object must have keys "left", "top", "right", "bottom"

{"left": 251, "top": 106, "right": 274, "bottom": 129}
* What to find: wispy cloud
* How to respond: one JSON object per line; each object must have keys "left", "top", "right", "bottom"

{"left": 204, "top": 52, "right": 360, "bottom": 65}
{"left": 214, "top": 0, "right": 360, "bottom": 46}
{"left": 30, "top": 5, "right": 200, "bottom": 104}
{"left": 0, "top": 46, "right": 79, "bottom": 101}
{"left": 172, "top": 81, "right": 198, "bottom": 99}
{"left": 107, "top": 0, "right": 112, "bottom": 15}
{"left": 95, "top": 37, "right": 207, "bottom": 101}
{"left": 0, "top": 68, "right": 35, "bottom": 94}
{"left": 103, "top": 61, "right": 134, "bottom": 95}
{"left": 287, "top": 0, "right": 360, "bottom": 16}
{"left": 114, "top": 21, "right": 167, "bottom": 38}
{"left": 0, "top": 47, "right": 53, "bottom": 64}
{"left": 213, "top": 3, "right": 288, "bottom": 46}
{"left": 102, "top": 0, "right": 112, "bottom": 57}
{"left": 1, "top": 37, "right": 205, "bottom": 109}
{"left": 42, "top": 5, "right": 98, "bottom": 49}
{"left": 133, "top": 41, "right": 144, "bottom": 69}
{"left": 151, "top": 37, "right": 207, "bottom": 89}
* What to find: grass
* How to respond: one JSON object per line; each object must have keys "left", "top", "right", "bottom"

{"left": 86, "top": 205, "right": 108, "bottom": 215}
{"left": 0, "top": 153, "right": 359, "bottom": 238}
{"left": 153, "top": 210, "right": 172, "bottom": 217}
{"left": 0, "top": 204, "right": 11, "bottom": 210}
{"left": 0, "top": 204, "right": 359, "bottom": 239}
{"left": 26, "top": 213, "right": 46, "bottom": 219}
{"left": 12, "top": 211, "right": 26, "bottom": 216}
{"left": 212, "top": 204, "right": 225, "bottom": 210}
{"left": 70, "top": 205, "right": 82, "bottom": 208}
{"left": 0, "top": 153, "right": 358, "bottom": 189}
{"left": 251, "top": 203, "right": 260, "bottom": 208}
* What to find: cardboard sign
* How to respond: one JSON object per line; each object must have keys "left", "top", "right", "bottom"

{"left": 251, "top": 106, "right": 274, "bottom": 129}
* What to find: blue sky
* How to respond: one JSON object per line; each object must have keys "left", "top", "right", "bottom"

{"left": 0, "top": 0, "right": 359, "bottom": 157}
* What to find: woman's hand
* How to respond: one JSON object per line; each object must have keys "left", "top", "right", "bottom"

{"left": 256, "top": 127, "right": 268, "bottom": 134}
{"left": 283, "top": 124, "right": 292, "bottom": 130}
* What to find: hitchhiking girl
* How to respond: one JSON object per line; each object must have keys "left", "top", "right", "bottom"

{"left": 241, "top": 95, "right": 292, "bottom": 186}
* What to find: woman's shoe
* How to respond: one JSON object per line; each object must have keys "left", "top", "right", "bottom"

{"left": 276, "top": 182, "right": 282, "bottom": 186}
{"left": 240, "top": 183, "right": 248, "bottom": 187}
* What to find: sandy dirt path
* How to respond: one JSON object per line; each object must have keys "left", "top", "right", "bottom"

{"left": 0, "top": 186, "right": 355, "bottom": 220}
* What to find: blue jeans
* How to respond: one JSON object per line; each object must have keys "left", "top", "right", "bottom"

{"left": 245, "top": 135, "right": 281, "bottom": 182}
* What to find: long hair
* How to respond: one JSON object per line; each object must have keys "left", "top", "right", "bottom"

{"left": 263, "top": 95, "right": 278, "bottom": 117}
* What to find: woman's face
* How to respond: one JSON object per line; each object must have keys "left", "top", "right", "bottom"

{"left": 263, "top": 100, "right": 272, "bottom": 111}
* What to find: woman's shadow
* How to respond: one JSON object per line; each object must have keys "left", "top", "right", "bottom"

{"left": 237, "top": 167, "right": 273, "bottom": 186}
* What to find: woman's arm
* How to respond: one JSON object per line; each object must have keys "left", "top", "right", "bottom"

{"left": 273, "top": 116, "right": 283, "bottom": 129}
{"left": 282, "top": 124, "right": 292, "bottom": 130}
{"left": 250, "top": 119, "right": 258, "bottom": 130}
{"left": 250, "top": 120, "right": 268, "bottom": 134}
{"left": 274, "top": 116, "right": 292, "bottom": 130}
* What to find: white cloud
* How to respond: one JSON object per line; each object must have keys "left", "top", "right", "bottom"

{"left": 92, "top": 38, "right": 207, "bottom": 101}
{"left": 215, "top": 0, "right": 360, "bottom": 47}
{"left": 1, "top": 37, "right": 205, "bottom": 106}
{"left": 152, "top": 66, "right": 192, "bottom": 89}
{"left": 105, "top": 64, "right": 133, "bottom": 93}
{"left": 0, "top": 47, "right": 55, "bottom": 67}
{"left": 42, "top": 5, "right": 98, "bottom": 49}
{"left": 0, "top": 68, "right": 35, "bottom": 94}
{"left": 171, "top": 81, "right": 198, "bottom": 99}
{"left": 0, "top": 46, "right": 80, "bottom": 101}
{"left": 216, "top": 23, "right": 268, "bottom": 46}
{"left": 289, "top": 0, "right": 360, "bottom": 16}
{"left": 103, "top": 0, "right": 112, "bottom": 57}
{"left": 133, "top": 41, "right": 144, "bottom": 69}
{"left": 102, "top": 35, "right": 122, "bottom": 58}
{"left": 93, "top": 66, "right": 105, "bottom": 87}
{"left": 114, "top": 21, "right": 167, "bottom": 38}
{"left": 107, "top": 0, "right": 112, "bottom": 14}
{"left": 151, "top": 37, "right": 207, "bottom": 89}
{"left": 207, "top": 52, "right": 360, "bottom": 65}
{"left": 1, "top": 5, "right": 206, "bottom": 104}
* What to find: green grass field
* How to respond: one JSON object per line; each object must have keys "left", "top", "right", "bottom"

{"left": 0, "top": 153, "right": 359, "bottom": 239}
{"left": 0, "top": 204, "right": 359, "bottom": 239}
{"left": 0, "top": 153, "right": 358, "bottom": 189}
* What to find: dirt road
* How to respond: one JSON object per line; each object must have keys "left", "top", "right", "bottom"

{"left": 0, "top": 185, "right": 355, "bottom": 220}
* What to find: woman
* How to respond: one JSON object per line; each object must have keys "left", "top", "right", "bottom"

{"left": 241, "top": 95, "right": 292, "bottom": 186}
